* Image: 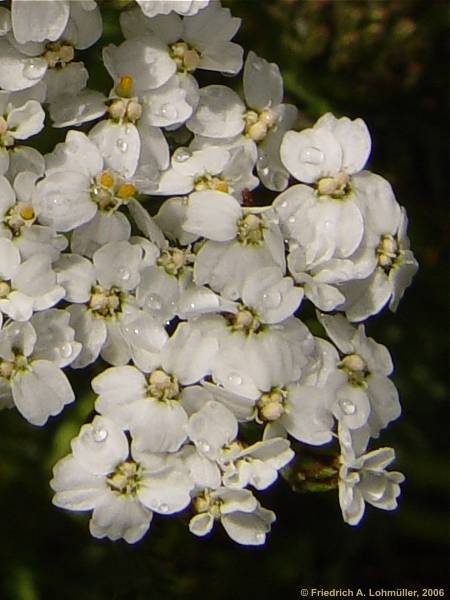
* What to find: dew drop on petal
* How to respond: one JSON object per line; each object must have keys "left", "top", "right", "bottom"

{"left": 145, "top": 293, "right": 162, "bottom": 311}
{"left": 159, "top": 103, "right": 178, "bottom": 120}
{"left": 173, "top": 147, "right": 192, "bottom": 163}
{"left": 59, "top": 342, "right": 73, "bottom": 359}
{"left": 158, "top": 503, "right": 169, "bottom": 513}
{"left": 262, "top": 290, "right": 282, "bottom": 309}
{"left": 300, "top": 146, "right": 324, "bottom": 165}
{"left": 227, "top": 372, "right": 242, "bottom": 386}
{"left": 47, "top": 194, "right": 63, "bottom": 207}
{"left": 339, "top": 398, "right": 356, "bottom": 415}
{"left": 118, "top": 267, "right": 130, "bottom": 281}
{"left": 116, "top": 138, "right": 128, "bottom": 153}
{"left": 197, "top": 439, "right": 211, "bottom": 454}
{"left": 280, "top": 201, "right": 288, "bottom": 209}
{"left": 92, "top": 427, "right": 108, "bottom": 443}
{"left": 23, "top": 59, "right": 44, "bottom": 81}
{"left": 255, "top": 532, "right": 265, "bottom": 543}
{"left": 288, "top": 216, "right": 296, "bottom": 224}
{"left": 144, "top": 49, "right": 156, "bottom": 65}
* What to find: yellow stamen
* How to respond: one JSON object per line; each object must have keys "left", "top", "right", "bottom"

{"left": 100, "top": 172, "right": 115, "bottom": 189}
{"left": 116, "top": 75, "right": 133, "bottom": 98}
{"left": 214, "top": 180, "right": 229, "bottom": 193}
{"left": 116, "top": 183, "right": 136, "bottom": 199}
{"left": 19, "top": 206, "right": 35, "bottom": 220}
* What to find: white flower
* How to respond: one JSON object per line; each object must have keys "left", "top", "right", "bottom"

{"left": 0, "top": 172, "right": 67, "bottom": 260}
{"left": 1, "top": 4, "right": 102, "bottom": 103}
{"left": 220, "top": 437, "right": 294, "bottom": 491}
{"left": 121, "top": 2, "right": 242, "bottom": 76}
{"left": 156, "top": 145, "right": 258, "bottom": 199}
{"left": 33, "top": 130, "right": 144, "bottom": 232}
{"left": 51, "top": 415, "right": 193, "bottom": 543}
{"left": 189, "top": 487, "right": 275, "bottom": 545}
{"left": 338, "top": 426, "right": 405, "bottom": 526}
{"left": 55, "top": 241, "right": 152, "bottom": 368}
{"left": 136, "top": 0, "right": 210, "bottom": 18}
{"left": 193, "top": 310, "right": 315, "bottom": 405}
{"left": 281, "top": 112, "right": 371, "bottom": 185}
{"left": 92, "top": 320, "right": 219, "bottom": 452}
{"left": 318, "top": 312, "right": 401, "bottom": 437}
{"left": 187, "top": 51, "right": 296, "bottom": 190}
{"left": 275, "top": 113, "right": 374, "bottom": 259}
{"left": 286, "top": 244, "right": 354, "bottom": 312}
{"left": 339, "top": 184, "right": 418, "bottom": 321}
{"left": 273, "top": 182, "right": 364, "bottom": 261}
{"left": 0, "top": 237, "right": 64, "bottom": 321}
{"left": 0, "top": 318, "right": 77, "bottom": 425}
{"left": 0, "top": 91, "right": 45, "bottom": 175}
{"left": 183, "top": 191, "right": 285, "bottom": 298}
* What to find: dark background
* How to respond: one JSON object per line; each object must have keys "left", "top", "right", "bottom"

{"left": 0, "top": 1, "right": 448, "bottom": 598}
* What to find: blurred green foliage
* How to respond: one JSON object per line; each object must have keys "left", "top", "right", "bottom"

{"left": 0, "top": 1, "right": 449, "bottom": 598}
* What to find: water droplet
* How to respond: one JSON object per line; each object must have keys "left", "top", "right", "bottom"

{"left": 116, "top": 138, "right": 128, "bottom": 153}
{"left": 23, "top": 59, "right": 44, "bottom": 81}
{"left": 339, "top": 398, "right": 356, "bottom": 415}
{"left": 118, "top": 267, "right": 130, "bottom": 281}
{"left": 280, "top": 201, "right": 288, "bottom": 209}
{"left": 173, "top": 147, "right": 192, "bottom": 163}
{"left": 262, "top": 290, "right": 282, "bottom": 309}
{"left": 260, "top": 166, "right": 270, "bottom": 178}
{"left": 300, "top": 146, "right": 324, "bottom": 165}
{"left": 92, "top": 427, "right": 108, "bottom": 442}
{"left": 59, "top": 342, "right": 73, "bottom": 358}
{"left": 197, "top": 439, "right": 211, "bottom": 454}
{"left": 159, "top": 103, "right": 178, "bottom": 121}
{"left": 145, "top": 293, "right": 163, "bottom": 311}
{"left": 227, "top": 372, "right": 242, "bottom": 386}
{"left": 48, "top": 194, "right": 63, "bottom": 207}
{"left": 158, "top": 503, "right": 169, "bottom": 513}
{"left": 288, "top": 216, "right": 296, "bottom": 224}
{"left": 255, "top": 532, "right": 265, "bottom": 543}
{"left": 189, "top": 302, "right": 196, "bottom": 310}
{"left": 144, "top": 49, "right": 156, "bottom": 64}
{"left": 123, "top": 323, "right": 142, "bottom": 341}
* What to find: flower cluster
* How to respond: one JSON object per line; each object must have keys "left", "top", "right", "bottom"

{"left": 0, "top": 0, "right": 417, "bottom": 545}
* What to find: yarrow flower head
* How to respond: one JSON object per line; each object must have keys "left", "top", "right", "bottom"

{"left": 0, "top": 0, "right": 414, "bottom": 548}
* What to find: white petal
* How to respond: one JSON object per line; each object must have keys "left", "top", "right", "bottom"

{"left": 12, "top": 360, "right": 74, "bottom": 425}
{"left": 12, "top": 0, "right": 70, "bottom": 43}
{"left": 90, "top": 494, "right": 152, "bottom": 543}
{"left": 187, "top": 85, "right": 245, "bottom": 139}
{"left": 89, "top": 121, "right": 140, "bottom": 179}
{"left": 184, "top": 191, "right": 240, "bottom": 241}
{"left": 243, "top": 51, "right": 283, "bottom": 111}
{"left": 131, "top": 400, "right": 188, "bottom": 453}
{"left": 281, "top": 127, "right": 342, "bottom": 183}
{"left": 51, "top": 455, "right": 106, "bottom": 511}
{"left": 72, "top": 415, "right": 129, "bottom": 475}
{"left": 221, "top": 507, "right": 275, "bottom": 545}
